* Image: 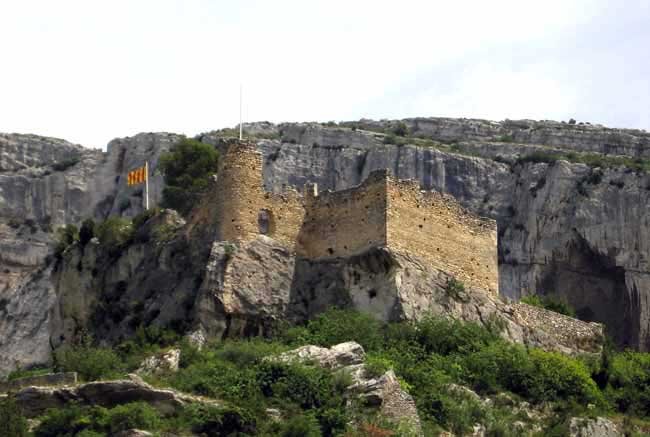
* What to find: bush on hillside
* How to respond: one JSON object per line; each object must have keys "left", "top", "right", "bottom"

{"left": 168, "top": 356, "right": 262, "bottom": 404}
{"left": 0, "top": 396, "right": 28, "bottom": 437}
{"left": 520, "top": 294, "right": 576, "bottom": 317}
{"left": 35, "top": 402, "right": 160, "bottom": 436}
{"left": 277, "top": 412, "right": 322, "bottom": 437}
{"left": 54, "top": 345, "right": 125, "bottom": 381}
{"left": 35, "top": 405, "right": 103, "bottom": 437}
{"left": 55, "top": 224, "right": 79, "bottom": 255}
{"left": 390, "top": 122, "right": 409, "bottom": 137}
{"left": 293, "top": 308, "right": 385, "bottom": 352}
{"left": 159, "top": 138, "right": 219, "bottom": 216}
{"left": 256, "top": 361, "right": 335, "bottom": 409}
{"left": 95, "top": 217, "right": 134, "bottom": 255}
{"left": 414, "top": 316, "right": 499, "bottom": 355}
{"left": 181, "top": 403, "right": 256, "bottom": 436}
{"left": 606, "top": 351, "right": 650, "bottom": 416}
{"left": 101, "top": 402, "right": 161, "bottom": 434}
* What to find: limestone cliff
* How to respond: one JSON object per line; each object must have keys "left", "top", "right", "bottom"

{"left": 0, "top": 132, "right": 176, "bottom": 374}
{"left": 0, "top": 117, "right": 648, "bottom": 375}
{"left": 202, "top": 121, "right": 649, "bottom": 351}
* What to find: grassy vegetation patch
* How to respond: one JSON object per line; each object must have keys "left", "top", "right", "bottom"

{"left": 3, "top": 309, "right": 649, "bottom": 435}
{"left": 521, "top": 294, "right": 576, "bottom": 317}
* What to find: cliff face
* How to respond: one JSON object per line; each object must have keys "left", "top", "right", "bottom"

{"left": 0, "top": 132, "right": 176, "bottom": 374}
{"left": 0, "top": 117, "right": 648, "bottom": 375}
{"left": 204, "top": 121, "right": 650, "bottom": 350}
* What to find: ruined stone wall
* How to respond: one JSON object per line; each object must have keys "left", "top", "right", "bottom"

{"left": 296, "top": 170, "right": 388, "bottom": 259}
{"left": 213, "top": 144, "right": 304, "bottom": 249}
{"left": 213, "top": 144, "right": 498, "bottom": 293}
{"left": 386, "top": 178, "right": 499, "bottom": 294}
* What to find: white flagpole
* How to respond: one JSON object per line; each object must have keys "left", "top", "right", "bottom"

{"left": 144, "top": 161, "right": 150, "bottom": 210}
{"left": 239, "top": 84, "right": 243, "bottom": 141}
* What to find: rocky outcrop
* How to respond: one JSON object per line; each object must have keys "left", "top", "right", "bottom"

{"left": 273, "top": 341, "right": 366, "bottom": 369}
{"left": 137, "top": 348, "right": 181, "bottom": 375}
{"left": 217, "top": 122, "right": 650, "bottom": 351}
{"left": 0, "top": 133, "right": 183, "bottom": 375}
{"left": 13, "top": 374, "right": 220, "bottom": 418}
{"left": 48, "top": 213, "right": 205, "bottom": 351}
{"left": 272, "top": 341, "right": 422, "bottom": 434}
{"left": 569, "top": 417, "right": 622, "bottom": 437}
{"left": 0, "top": 372, "right": 77, "bottom": 393}
{"left": 342, "top": 117, "right": 650, "bottom": 157}
{"left": 197, "top": 237, "right": 603, "bottom": 355}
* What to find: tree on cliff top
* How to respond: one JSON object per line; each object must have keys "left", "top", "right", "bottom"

{"left": 158, "top": 138, "right": 219, "bottom": 216}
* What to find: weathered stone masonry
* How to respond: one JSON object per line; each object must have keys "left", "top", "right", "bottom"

{"left": 213, "top": 143, "right": 498, "bottom": 293}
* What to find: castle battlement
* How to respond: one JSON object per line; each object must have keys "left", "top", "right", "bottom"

{"left": 212, "top": 142, "right": 498, "bottom": 293}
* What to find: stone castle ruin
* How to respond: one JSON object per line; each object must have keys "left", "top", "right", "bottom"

{"left": 212, "top": 143, "right": 499, "bottom": 294}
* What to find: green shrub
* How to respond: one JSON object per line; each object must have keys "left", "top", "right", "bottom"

{"left": 168, "top": 356, "right": 261, "bottom": 404}
{"left": 159, "top": 137, "right": 219, "bottom": 216}
{"left": 317, "top": 407, "right": 348, "bottom": 437}
{"left": 382, "top": 134, "right": 406, "bottom": 146}
{"left": 523, "top": 349, "right": 604, "bottom": 404}
{"left": 178, "top": 339, "right": 205, "bottom": 369}
{"left": 0, "top": 396, "right": 28, "bottom": 437}
{"left": 390, "top": 122, "right": 409, "bottom": 137}
{"left": 35, "top": 403, "right": 160, "bottom": 436}
{"left": 302, "top": 308, "right": 384, "bottom": 352}
{"left": 444, "top": 277, "right": 466, "bottom": 301}
{"left": 102, "top": 402, "right": 161, "bottom": 433}
{"left": 417, "top": 388, "right": 486, "bottom": 435}
{"left": 520, "top": 294, "right": 576, "bottom": 317}
{"left": 55, "top": 345, "right": 125, "bottom": 381}
{"left": 35, "top": 405, "right": 104, "bottom": 437}
{"left": 460, "top": 342, "right": 529, "bottom": 394}
{"left": 256, "top": 361, "right": 335, "bottom": 409}
{"left": 152, "top": 223, "right": 176, "bottom": 242}
{"left": 461, "top": 343, "right": 603, "bottom": 405}
{"left": 55, "top": 224, "right": 79, "bottom": 255}
{"left": 278, "top": 413, "right": 322, "bottom": 437}
{"left": 95, "top": 217, "right": 134, "bottom": 255}
{"left": 132, "top": 207, "right": 160, "bottom": 229}
{"left": 606, "top": 352, "right": 650, "bottom": 416}
{"left": 414, "top": 316, "right": 499, "bottom": 355}
{"left": 365, "top": 353, "right": 394, "bottom": 378}
{"left": 215, "top": 340, "right": 288, "bottom": 367}
{"left": 181, "top": 403, "right": 256, "bottom": 436}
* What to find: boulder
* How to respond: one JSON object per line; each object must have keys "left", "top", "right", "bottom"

{"left": 273, "top": 341, "right": 365, "bottom": 370}
{"left": 569, "top": 417, "right": 622, "bottom": 437}
{"left": 273, "top": 342, "right": 422, "bottom": 435}
{"left": 137, "top": 348, "right": 181, "bottom": 374}
{"left": 14, "top": 374, "right": 219, "bottom": 418}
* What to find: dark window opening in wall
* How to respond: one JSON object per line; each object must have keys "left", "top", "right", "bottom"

{"left": 368, "top": 289, "right": 378, "bottom": 299}
{"left": 327, "top": 247, "right": 334, "bottom": 255}
{"left": 258, "top": 209, "right": 274, "bottom": 235}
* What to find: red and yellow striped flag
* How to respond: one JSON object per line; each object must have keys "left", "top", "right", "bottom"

{"left": 127, "top": 165, "right": 147, "bottom": 186}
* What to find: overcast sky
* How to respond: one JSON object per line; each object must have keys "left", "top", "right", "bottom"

{"left": 1, "top": 0, "right": 648, "bottom": 148}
